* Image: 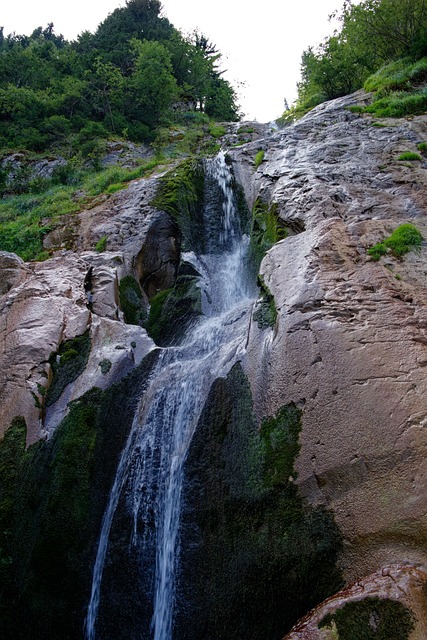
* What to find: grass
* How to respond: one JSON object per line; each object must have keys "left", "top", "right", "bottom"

{"left": 364, "top": 57, "right": 427, "bottom": 94}
{"left": 367, "top": 223, "right": 423, "bottom": 260}
{"left": 398, "top": 151, "right": 423, "bottom": 161}
{"left": 358, "top": 57, "right": 427, "bottom": 118}
{"left": 95, "top": 236, "right": 107, "bottom": 252}
{"left": 0, "top": 157, "right": 161, "bottom": 261}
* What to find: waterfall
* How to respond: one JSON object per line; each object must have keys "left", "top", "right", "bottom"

{"left": 85, "top": 151, "right": 255, "bottom": 640}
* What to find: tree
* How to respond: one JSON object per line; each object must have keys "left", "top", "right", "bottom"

{"left": 127, "top": 40, "right": 177, "bottom": 130}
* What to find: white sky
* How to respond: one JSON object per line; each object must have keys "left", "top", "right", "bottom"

{"left": 0, "top": 1, "right": 353, "bottom": 122}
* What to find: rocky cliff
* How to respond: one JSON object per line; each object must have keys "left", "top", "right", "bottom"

{"left": 230, "top": 91, "right": 427, "bottom": 637}
{"left": 1, "top": 93, "right": 427, "bottom": 637}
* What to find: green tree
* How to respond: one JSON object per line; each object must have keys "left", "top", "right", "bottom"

{"left": 90, "top": 57, "right": 124, "bottom": 131}
{"left": 295, "top": 0, "right": 427, "bottom": 110}
{"left": 127, "top": 39, "right": 177, "bottom": 131}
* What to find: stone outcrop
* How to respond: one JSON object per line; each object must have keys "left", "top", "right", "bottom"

{"left": 0, "top": 171, "right": 175, "bottom": 443}
{"left": 229, "top": 92, "right": 427, "bottom": 609}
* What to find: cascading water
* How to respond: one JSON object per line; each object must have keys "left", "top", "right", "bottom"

{"left": 85, "top": 151, "right": 255, "bottom": 640}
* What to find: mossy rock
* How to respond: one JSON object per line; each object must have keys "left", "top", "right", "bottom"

{"left": 152, "top": 158, "right": 206, "bottom": 252}
{"left": 249, "top": 198, "right": 288, "bottom": 274}
{"left": 45, "top": 331, "right": 91, "bottom": 407}
{"left": 319, "top": 597, "right": 415, "bottom": 640}
{"left": 0, "top": 350, "right": 159, "bottom": 640}
{"left": 118, "top": 275, "right": 147, "bottom": 326}
{"left": 253, "top": 275, "right": 277, "bottom": 330}
{"left": 175, "top": 364, "right": 343, "bottom": 640}
{"left": 146, "top": 273, "right": 202, "bottom": 346}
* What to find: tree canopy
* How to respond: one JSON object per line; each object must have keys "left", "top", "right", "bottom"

{"left": 293, "top": 0, "right": 427, "bottom": 111}
{"left": 0, "top": 0, "right": 239, "bottom": 151}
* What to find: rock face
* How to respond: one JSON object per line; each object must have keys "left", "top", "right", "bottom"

{"left": 0, "top": 172, "right": 173, "bottom": 443}
{"left": 229, "top": 92, "right": 427, "bottom": 597}
{"left": 1, "top": 90, "right": 427, "bottom": 635}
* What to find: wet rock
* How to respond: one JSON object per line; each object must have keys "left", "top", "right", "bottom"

{"left": 232, "top": 91, "right": 427, "bottom": 590}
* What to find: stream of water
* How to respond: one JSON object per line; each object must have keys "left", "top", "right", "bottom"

{"left": 85, "top": 151, "right": 255, "bottom": 640}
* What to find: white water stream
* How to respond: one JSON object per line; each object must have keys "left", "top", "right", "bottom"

{"left": 85, "top": 151, "right": 255, "bottom": 640}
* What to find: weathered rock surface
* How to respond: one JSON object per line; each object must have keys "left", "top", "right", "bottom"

{"left": 230, "top": 92, "right": 427, "bottom": 598}
{"left": 0, "top": 172, "right": 170, "bottom": 443}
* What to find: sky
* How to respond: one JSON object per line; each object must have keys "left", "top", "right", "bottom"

{"left": 0, "top": 0, "right": 354, "bottom": 122}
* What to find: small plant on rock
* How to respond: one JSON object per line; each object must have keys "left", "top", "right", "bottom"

{"left": 398, "top": 151, "right": 423, "bottom": 161}
{"left": 368, "top": 223, "right": 423, "bottom": 260}
{"left": 95, "top": 236, "right": 107, "bottom": 252}
{"left": 254, "top": 150, "right": 265, "bottom": 168}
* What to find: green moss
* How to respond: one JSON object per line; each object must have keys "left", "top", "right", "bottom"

{"left": 418, "top": 141, "right": 427, "bottom": 155}
{"left": 254, "top": 150, "right": 265, "bottom": 168}
{"left": 45, "top": 332, "right": 91, "bottom": 406}
{"left": 177, "top": 365, "right": 343, "bottom": 640}
{"left": 253, "top": 275, "right": 277, "bottom": 330}
{"left": 367, "top": 223, "right": 423, "bottom": 261}
{"left": 152, "top": 158, "right": 205, "bottom": 251}
{"left": 118, "top": 275, "right": 147, "bottom": 326}
{"left": 319, "top": 597, "right": 415, "bottom": 640}
{"left": 249, "top": 198, "right": 288, "bottom": 273}
{"left": 99, "top": 359, "right": 112, "bottom": 375}
{"left": 146, "top": 274, "right": 202, "bottom": 345}
{"left": 0, "top": 350, "right": 159, "bottom": 639}
{"left": 398, "top": 151, "right": 423, "bottom": 161}
{"left": 0, "top": 418, "right": 27, "bottom": 637}
{"left": 260, "top": 403, "right": 301, "bottom": 487}
{"left": 94, "top": 236, "right": 107, "bottom": 252}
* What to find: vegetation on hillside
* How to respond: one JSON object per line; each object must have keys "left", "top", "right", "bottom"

{"left": 0, "top": 0, "right": 239, "bottom": 151}
{"left": 278, "top": 0, "right": 427, "bottom": 123}
{"left": 0, "top": 0, "right": 240, "bottom": 261}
